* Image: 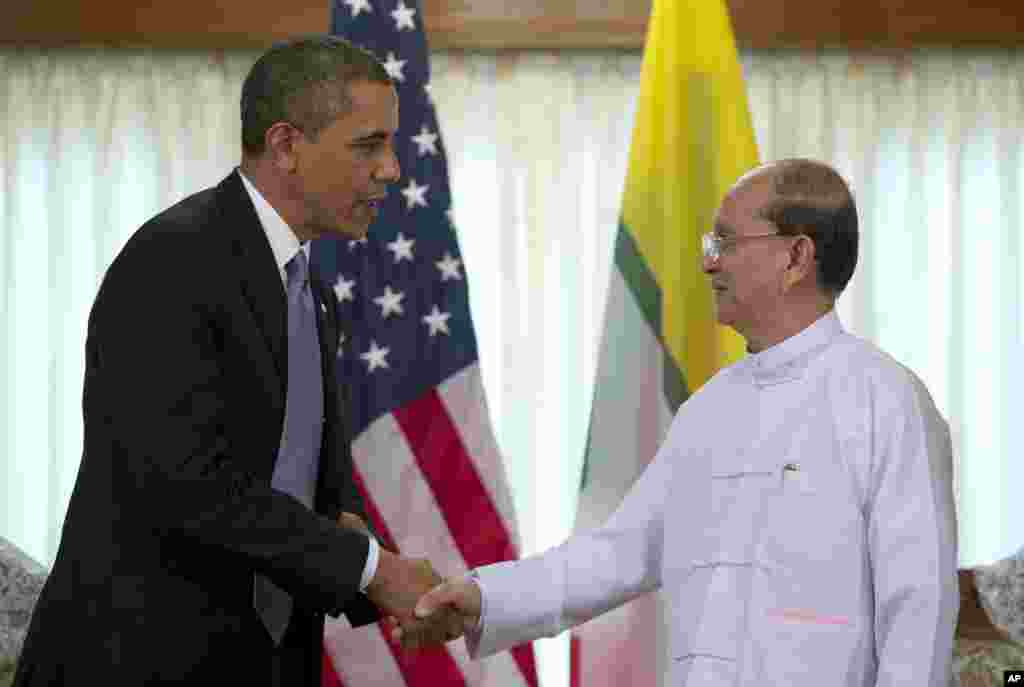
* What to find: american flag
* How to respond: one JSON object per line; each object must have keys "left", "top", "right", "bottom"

{"left": 312, "top": 2, "right": 539, "bottom": 686}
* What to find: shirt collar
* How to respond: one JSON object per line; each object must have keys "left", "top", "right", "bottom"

{"left": 238, "top": 169, "right": 306, "bottom": 276}
{"left": 738, "top": 310, "right": 844, "bottom": 387}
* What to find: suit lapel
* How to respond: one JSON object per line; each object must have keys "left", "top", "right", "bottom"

{"left": 311, "top": 276, "right": 338, "bottom": 372}
{"left": 215, "top": 171, "right": 287, "bottom": 395}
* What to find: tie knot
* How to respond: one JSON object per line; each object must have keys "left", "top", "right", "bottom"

{"left": 287, "top": 249, "right": 309, "bottom": 289}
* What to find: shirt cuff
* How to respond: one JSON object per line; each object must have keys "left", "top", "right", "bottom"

{"left": 470, "top": 570, "right": 486, "bottom": 631}
{"left": 463, "top": 569, "right": 486, "bottom": 657}
{"left": 359, "top": 537, "right": 380, "bottom": 593}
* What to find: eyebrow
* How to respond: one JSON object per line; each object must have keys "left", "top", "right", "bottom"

{"left": 713, "top": 223, "right": 735, "bottom": 237}
{"left": 351, "top": 131, "right": 391, "bottom": 144}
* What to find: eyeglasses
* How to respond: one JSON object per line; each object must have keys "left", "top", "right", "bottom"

{"left": 701, "top": 231, "right": 786, "bottom": 261}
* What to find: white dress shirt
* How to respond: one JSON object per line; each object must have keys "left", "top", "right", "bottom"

{"left": 239, "top": 170, "right": 379, "bottom": 592}
{"left": 469, "top": 311, "right": 958, "bottom": 686}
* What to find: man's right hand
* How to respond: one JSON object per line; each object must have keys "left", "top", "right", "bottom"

{"left": 392, "top": 576, "right": 483, "bottom": 650}
{"left": 364, "top": 549, "right": 445, "bottom": 622}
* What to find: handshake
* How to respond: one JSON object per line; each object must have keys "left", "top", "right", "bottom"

{"left": 338, "top": 512, "right": 481, "bottom": 650}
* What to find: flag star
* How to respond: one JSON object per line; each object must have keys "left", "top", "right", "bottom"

{"left": 391, "top": 0, "right": 417, "bottom": 30}
{"left": 422, "top": 306, "right": 452, "bottom": 337}
{"left": 436, "top": 252, "right": 463, "bottom": 281}
{"left": 386, "top": 232, "right": 415, "bottom": 263}
{"left": 373, "top": 286, "right": 406, "bottom": 318}
{"left": 411, "top": 126, "right": 439, "bottom": 156}
{"left": 348, "top": 236, "right": 367, "bottom": 250}
{"left": 342, "top": 0, "right": 372, "bottom": 17}
{"left": 333, "top": 274, "right": 356, "bottom": 303}
{"left": 401, "top": 178, "right": 429, "bottom": 209}
{"left": 383, "top": 52, "right": 407, "bottom": 83}
{"left": 360, "top": 340, "right": 390, "bottom": 372}
{"left": 424, "top": 82, "right": 432, "bottom": 96}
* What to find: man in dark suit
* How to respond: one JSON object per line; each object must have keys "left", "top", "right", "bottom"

{"left": 14, "top": 36, "right": 448, "bottom": 686}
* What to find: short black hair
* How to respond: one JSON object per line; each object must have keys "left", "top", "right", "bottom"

{"left": 240, "top": 35, "right": 391, "bottom": 156}
{"left": 759, "top": 159, "right": 859, "bottom": 297}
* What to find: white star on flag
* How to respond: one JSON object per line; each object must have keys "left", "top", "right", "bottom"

{"left": 423, "top": 82, "right": 433, "bottom": 97}
{"left": 373, "top": 286, "right": 405, "bottom": 318}
{"left": 391, "top": 1, "right": 416, "bottom": 30}
{"left": 436, "top": 252, "right": 463, "bottom": 281}
{"left": 359, "top": 340, "right": 390, "bottom": 372}
{"left": 386, "top": 233, "right": 415, "bottom": 262}
{"left": 343, "top": 0, "right": 372, "bottom": 17}
{"left": 411, "top": 126, "right": 439, "bottom": 156}
{"left": 422, "top": 306, "right": 452, "bottom": 336}
{"left": 382, "top": 52, "right": 407, "bottom": 82}
{"left": 348, "top": 236, "right": 367, "bottom": 250}
{"left": 333, "top": 275, "right": 356, "bottom": 303}
{"left": 401, "top": 178, "right": 429, "bottom": 209}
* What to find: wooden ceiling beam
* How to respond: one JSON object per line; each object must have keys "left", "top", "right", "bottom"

{"left": 4, "top": 0, "right": 1023, "bottom": 50}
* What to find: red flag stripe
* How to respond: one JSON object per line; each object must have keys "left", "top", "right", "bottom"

{"left": 392, "top": 390, "right": 538, "bottom": 686}
{"left": 322, "top": 647, "right": 346, "bottom": 687}
{"left": 392, "top": 389, "right": 516, "bottom": 568}
{"left": 347, "top": 412, "right": 536, "bottom": 687}
{"left": 347, "top": 467, "right": 471, "bottom": 687}
{"left": 570, "top": 635, "right": 581, "bottom": 687}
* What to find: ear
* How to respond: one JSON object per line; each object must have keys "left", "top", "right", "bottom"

{"left": 783, "top": 235, "right": 816, "bottom": 290}
{"left": 264, "top": 122, "right": 303, "bottom": 174}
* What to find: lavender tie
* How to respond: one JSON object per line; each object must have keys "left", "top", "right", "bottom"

{"left": 254, "top": 248, "right": 324, "bottom": 645}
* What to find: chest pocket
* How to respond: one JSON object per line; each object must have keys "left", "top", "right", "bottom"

{"left": 661, "top": 457, "right": 776, "bottom": 669}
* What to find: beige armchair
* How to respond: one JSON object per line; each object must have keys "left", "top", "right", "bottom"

{"left": 0, "top": 537, "right": 47, "bottom": 687}
{"left": 955, "top": 549, "right": 1024, "bottom": 686}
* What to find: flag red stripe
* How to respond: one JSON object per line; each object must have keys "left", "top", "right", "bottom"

{"left": 346, "top": 467, "right": 470, "bottom": 687}
{"left": 393, "top": 390, "right": 538, "bottom": 686}
{"left": 322, "top": 647, "right": 346, "bottom": 687}
{"left": 570, "top": 635, "right": 581, "bottom": 687}
{"left": 392, "top": 390, "right": 516, "bottom": 568}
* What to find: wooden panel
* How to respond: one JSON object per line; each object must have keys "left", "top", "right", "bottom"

{"left": 6, "top": 0, "right": 328, "bottom": 48}
{"left": 421, "top": 0, "right": 650, "bottom": 49}
{"left": 3, "top": 0, "right": 1024, "bottom": 49}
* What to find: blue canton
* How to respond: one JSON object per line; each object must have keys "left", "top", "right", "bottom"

{"left": 312, "top": 0, "right": 479, "bottom": 437}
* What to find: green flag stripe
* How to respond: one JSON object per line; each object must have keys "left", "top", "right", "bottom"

{"left": 614, "top": 222, "right": 690, "bottom": 412}
{"left": 578, "top": 224, "right": 691, "bottom": 492}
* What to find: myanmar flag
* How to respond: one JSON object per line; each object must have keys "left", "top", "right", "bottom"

{"left": 570, "top": 0, "right": 758, "bottom": 685}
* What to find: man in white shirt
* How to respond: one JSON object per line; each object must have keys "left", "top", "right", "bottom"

{"left": 401, "top": 159, "right": 959, "bottom": 686}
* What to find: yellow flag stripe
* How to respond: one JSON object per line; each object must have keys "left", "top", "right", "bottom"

{"left": 622, "top": 0, "right": 759, "bottom": 390}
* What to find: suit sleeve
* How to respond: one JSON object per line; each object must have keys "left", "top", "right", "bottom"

{"left": 868, "top": 374, "right": 959, "bottom": 686}
{"left": 312, "top": 278, "right": 381, "bottom": 627}
{"left": 90, "top": 230, "right": 369, "bottom": 618}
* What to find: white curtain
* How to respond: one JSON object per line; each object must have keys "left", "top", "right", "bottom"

{"left": 2, "top": 43, "right": 1022, "bottom": 626}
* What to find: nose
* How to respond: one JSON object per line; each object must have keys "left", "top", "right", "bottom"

{"left": 701, "top": 253, "right": 719, "bottom": 274}
{"left": 376, "top": 147, "right": 401, "bottom": 184}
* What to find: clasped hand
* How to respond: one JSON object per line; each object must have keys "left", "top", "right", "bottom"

{"left": 338, "top": 513, "right": 481, "bottom": 650}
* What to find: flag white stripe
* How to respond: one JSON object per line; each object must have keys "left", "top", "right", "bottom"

{"left": 340, "top": 407, "right": 530, "bottom": 687}
{"left": 578, "top": 268, "right": 674, "bottom": 529}
{"left": 439, "top": 366, "right": 521, "bottom": 548}
{"left": 573, "top": 268, "right": 673, "bottom": 687}
{"left": 324, "top": 620, "right": 406, "bottom": 687}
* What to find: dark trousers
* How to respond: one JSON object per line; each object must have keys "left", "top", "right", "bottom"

{"left": 269, "top": 609, "right": 324, "bottom": 687}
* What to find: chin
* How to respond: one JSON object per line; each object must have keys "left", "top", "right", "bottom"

{"left": 328, "top": 222, "right": 370, "bottom": 240}
{"left": 712, "top": 304, "right": 734, "bottom": 327}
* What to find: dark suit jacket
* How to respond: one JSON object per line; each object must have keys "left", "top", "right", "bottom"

{"left": 14, "top": 171, "right": 378, "bottom": 686}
